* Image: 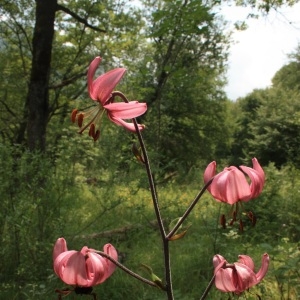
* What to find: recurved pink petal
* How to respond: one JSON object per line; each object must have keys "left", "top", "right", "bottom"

{"left": 108, "top": 116, "right": 145, "bottom": 132}
{"left": 85, "top": 252, "right": 107, "bottom": 285}
{"left": 53, "top": 250, "right": 77, "bottom": 278}
{"left": 239, "top": 165, "right": 264, "bottom": 201}
{"left": 103, "top": 244, "right": 118, "bottom": 280}
{"left": 88, "top": 57, "right": 102, "bottom": 100}
{"left": 61, "top": 247, "right": 90, "bottom": 286}
{"left": 211, "top": 167, "right": 251, "bottom": 204}
{"left": 238, "top": 255, "right": 255, "bottom": 271}
{"left": 53, "top": 238, "right": 68, "bottom": 262}
{"left": 213, "top": 254, "right": 226, "bottom": 269}
{"left": 89, "top": 67, "right": 126, "bottom": 104}
{"left": 204, "top": 161, "right": 216, "bottom": 191}
{"left": 54, "top": 251, "right": 87, "bottom": 286}
{"left": 240, "top": 158, "right": 264, "bottom": 200}
{"left": 234, "top": 263, "right": 257, "bottom": 291}
{"left": 252, "top": 158, "right": 265, "bottom": 183}
{"left": 104, "top": 101, "right": 147, "bottom": 119}
{"left": 215, "top": 268, "right": 237, "bottom": 292}
{"left": 256, "top": 253, "right": 269, "bottom": 282}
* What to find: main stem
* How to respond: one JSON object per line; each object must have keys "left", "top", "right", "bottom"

{"left": 112, "top": 92, "right": 174, "bottom": 299}
{"left": 133, "top": 118, "right": 174, "bottom": 300}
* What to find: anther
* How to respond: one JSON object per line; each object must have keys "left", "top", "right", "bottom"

{"left": 71, "top": 109, "right": 78, "bottom": 123}
{"left": 89, "top": 124, "right": 95, "bottom": 137}
{"left": 93, "top": 130, "right": 100, "bottom": 141}
{"left": 232, "top": 210, "right": 237, "bottom": 221}
{"left": 77, "top": 113, "right": 84, "bottom": 128}
{"left": 239, "top": 219, "right": 244, "bottom": 232}
{"left": 247, "top": 211, "right": 257, "bottom": 226}
{"left": 220, "top": 214, "right": 226, "bottom": 229}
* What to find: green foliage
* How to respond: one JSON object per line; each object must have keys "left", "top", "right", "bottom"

{"left": 229, "top": 89, "right": 266, "bottom": 165}
{"left": 1, "top": 0, "right": 300, "bottom": 299}
{"left": 249, "top": 88, "right": 300, "bottom": 167}
{"left": 0, "top": 144, "right": 72, "bottom": 284}
{"left": 234, "top": 0, "right": 298, "bottom": 14}
{"left": 230, "top": 46, "right": 300, "bottom": 168}
{"left": 137, "top": 0, "right": 230, "bottom": 172}
{"left": 0, "top": 0, "right": 145, "bottom": 147}
{"left": 1, "top": 143, "right": 299, "bottom": 299}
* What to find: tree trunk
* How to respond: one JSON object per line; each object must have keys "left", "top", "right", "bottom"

{"left": 26, "top": 0, "right": 57, "bottom": 151}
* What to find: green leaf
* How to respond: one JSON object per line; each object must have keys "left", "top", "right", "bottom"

{"left": 140, "top": 264, "right": 166, "bottom": 290}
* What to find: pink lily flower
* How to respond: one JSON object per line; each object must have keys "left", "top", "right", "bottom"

{"left": 203, "top": 158, "right": 265, "bottom": 205}
{"left": 213, "top": 253, "right": 269, "bottom": 294}
{"left": 71, "top": 56, "right": 147, "bottom": 141}
{"left": 53, "top": 238, "right": 118, "bottom": 287}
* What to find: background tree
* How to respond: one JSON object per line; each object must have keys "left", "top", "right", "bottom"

{"left": 0, "top": 0, "right": 145, "bottom": 294}
{"left": 230, "top": 45, "right": 300, "bottom": 168}
{"left": 0, "top": 0, "right": 144, "bottom": 151}
{"left": 135, "top": 0, "right": 231, "bottom": 173}
{"left": 229, "top": 89, "right": 265, "bottom": 165}
{"left": 249, "top": 66, "right": 300, "bottom": 167}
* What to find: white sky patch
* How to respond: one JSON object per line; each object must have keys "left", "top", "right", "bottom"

{"left": 220, "top": 3, "right": 300, "bottom": 100}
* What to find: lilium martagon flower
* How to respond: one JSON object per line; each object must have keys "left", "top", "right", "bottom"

{"left": 204, "top": 158, "right": 265, "bottom": 205}
{"left": 204, "top": 158, "right": 265, "bottom": 229}
{"left": 213, "top": 253, "right": 269, "bottom": 295}
{"left": 53, "top": 237, "right": 118, "bottom": 298}
{"left": 71, "top": 56, "right": 147, "bottom": 141}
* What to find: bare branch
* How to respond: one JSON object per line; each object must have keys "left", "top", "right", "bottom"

{"left": 56, "top": 4, "right": 106, "bottom": 33}
{"left": 49, "top": 71, "right": 86, "bottom": 89}
{"left": 0, "top": 91, "right": 16, "bottom": 118}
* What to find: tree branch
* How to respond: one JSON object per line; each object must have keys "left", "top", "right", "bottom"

{"left": 56, "top": 4, "right": 106, "bottom": 33}
{"left": 0, "top": 91, "right": 16, "bottom": 118}
{"left": 49, "top": 71, "right": 86, "bottom": 89}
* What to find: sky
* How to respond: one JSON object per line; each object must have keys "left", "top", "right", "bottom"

{"left": 219, "top": 3, "right": 300, "bottom": 100}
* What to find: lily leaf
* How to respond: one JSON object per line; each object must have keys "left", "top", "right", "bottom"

{"left": 140, "top": 264, "right": 166, "bottom": 290}
{"left": 168, "top": 217, "right": 192, "bottom": 241}
{"left": 132, "top": 143, "right": 145, "bottom": 164}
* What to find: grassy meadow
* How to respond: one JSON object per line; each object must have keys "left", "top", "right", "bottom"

{"left": 0, "top": 141, "right": 299, "bottom": 299}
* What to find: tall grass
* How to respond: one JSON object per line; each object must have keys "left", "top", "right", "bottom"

{"left": 0, "top": 140, "right": 299, "bottom": 299}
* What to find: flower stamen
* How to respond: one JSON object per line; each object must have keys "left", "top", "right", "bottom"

{"left": 77, "top": 113, "right": 84, "bottom": 128}
{"left": 71, "top": 104, "right": 106, "bottom": 141}
{"left": 71, "top": 109, "right": 78, "bottom": 123}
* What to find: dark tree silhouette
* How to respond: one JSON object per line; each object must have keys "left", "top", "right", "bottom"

{"left": 26, "top": 0, "right": 105, "bottom": 151}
